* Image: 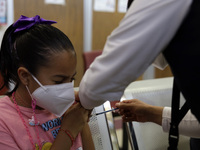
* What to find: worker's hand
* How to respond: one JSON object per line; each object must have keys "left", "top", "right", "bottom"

{"left": 115, "top": 99, "right": 163, "bottom": 125}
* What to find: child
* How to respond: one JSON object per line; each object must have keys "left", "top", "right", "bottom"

{"left": 0, "top": 15, "right": 94, "bottom": 150}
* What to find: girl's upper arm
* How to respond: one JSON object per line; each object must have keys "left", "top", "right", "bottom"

{"left": 0, "top": 131, "right": 20, "bottom": 150}
{"left": 81, "top": 123, "right": 95, "bottom": 150}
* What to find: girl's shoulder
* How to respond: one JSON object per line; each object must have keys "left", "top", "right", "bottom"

{"left": 0, "top": 96, "right": 15, "bottom": 117}
{"left": 0, "top": 95, "right": 11, "bottom": 106}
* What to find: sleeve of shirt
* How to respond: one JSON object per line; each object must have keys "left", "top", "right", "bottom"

{"left": 79, "top": 0, "right": 192, "bottom": 109}
{"left": 0, "top": 131, "right": 20, "bottom": 150}
{"left": 162, "top": 107, "right": 200, "bottom": 138}
{"left": 153, "top": 53, "right": 168, "bottom": 70}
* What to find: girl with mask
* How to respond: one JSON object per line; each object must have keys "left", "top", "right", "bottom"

{"left": 0, "top": 15, "right": 94, "bottom": 150}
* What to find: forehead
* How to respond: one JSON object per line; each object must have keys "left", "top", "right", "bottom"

{"left": 37, "top": 51, "right": 77, "bottom": 77}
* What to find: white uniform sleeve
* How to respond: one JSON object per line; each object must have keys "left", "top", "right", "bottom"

{"left": 153, "top": 53, "right": 168, "bottom": 70}
{"left": 79, "top": 0, "right": 192, "bottom": 109}
{"left": 162, "top": 107, "right": 200, "bottom": 138}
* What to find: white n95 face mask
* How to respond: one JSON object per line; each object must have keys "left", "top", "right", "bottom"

{"left": 27, "top": 75, "right": 75, "bottom": 117}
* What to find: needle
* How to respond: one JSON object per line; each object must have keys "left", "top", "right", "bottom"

{"left": 95, "top": 108, "right": 119, "bottom": 116}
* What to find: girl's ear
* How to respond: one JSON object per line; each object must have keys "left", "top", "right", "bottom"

{"left": 18, "top": 67, "right": 31, "bottom": 85}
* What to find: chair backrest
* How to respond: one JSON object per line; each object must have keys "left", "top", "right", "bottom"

{"left": 123, "top": 77, "right": 190, "bottom": 150}
{"left": 82, "top": 50, "right": 102, "bottom": 72}
{"left": 88, "top": 102, "right": 119, "bottom": 150}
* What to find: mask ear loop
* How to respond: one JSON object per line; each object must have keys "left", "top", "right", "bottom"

{"left": 26, "top": 85, "right": 42, "bottom": 149}
{"left": 25, "top": 85, "right": 38, "bottom": 121}
{"left": 25, "top": 86, "right": 37, "bottom": 110}
{"left": 26, "top": 85, "right": 34, "bottom": 100}
{"left": 31, "top": 75, "right": 47, "bottom": 91}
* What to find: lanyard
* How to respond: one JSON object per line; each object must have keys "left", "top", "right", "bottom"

{"left": 168, "top": 78, "right": 189, "bottom": 150}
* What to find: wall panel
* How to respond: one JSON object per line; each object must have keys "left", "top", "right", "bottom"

{"left": 92, "top": 2, "right": 124, "bottom": 50}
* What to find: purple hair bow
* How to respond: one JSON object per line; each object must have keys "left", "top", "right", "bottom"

{"left": 13, "top": 15, "right": 57, "bottom": 33}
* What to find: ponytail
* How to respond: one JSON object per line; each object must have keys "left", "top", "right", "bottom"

{"left": 0, "top": 24, "right": 19, "bottom": 92}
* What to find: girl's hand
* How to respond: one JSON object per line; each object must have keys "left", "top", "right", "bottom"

{"left": 74, "top": 90, "right": 93, "bottom": 122}
{"left": 74, "top": 90, "right": 80, "bottom": 102}
{"left": 61, "top": 103, "right": 89, "bottom": 138}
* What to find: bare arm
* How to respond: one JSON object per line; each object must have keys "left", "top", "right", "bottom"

{"left": 81, "top": 123, "right": 95, "bottom": 150}
{"left": 116, "top": 99, "right": 163, "bottom": 125}
{"left": 50, "top": 103, "right": 89, "bottom": 150}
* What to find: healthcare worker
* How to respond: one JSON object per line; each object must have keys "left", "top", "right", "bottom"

{"left": 79, "top": 0, "right": 200, "bottom": 149}
{"left": 79, "top": 0, "right": 199, "bottom": 121}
